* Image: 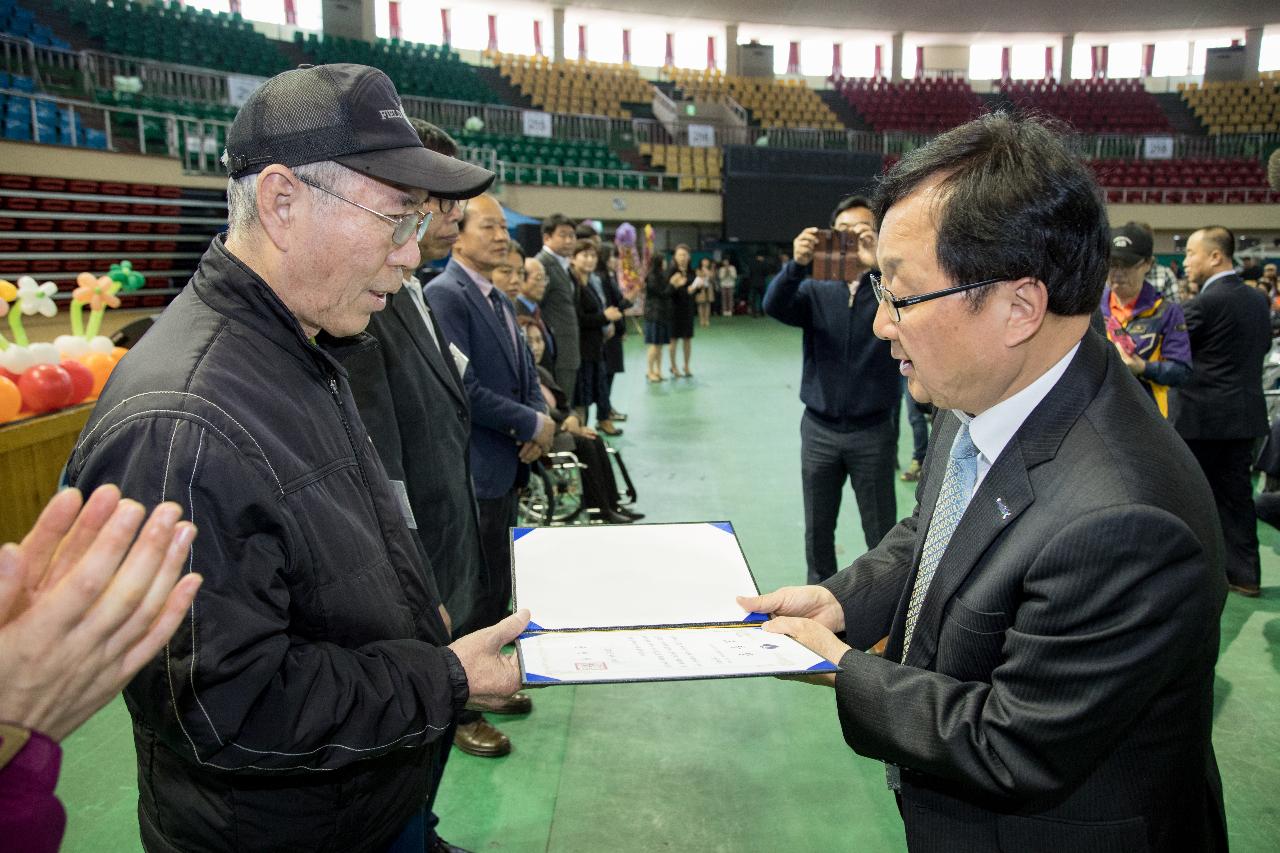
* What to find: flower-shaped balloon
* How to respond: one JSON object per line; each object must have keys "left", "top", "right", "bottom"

{"left": 0, "top": 278, "right": 15, "bottom": 319}
{"left": 73, "top": 271, "right": 120, "bottom": 312}
{"left": 108, "top": 260, "right": 145, "bottom": 293}
{"left": 17, "top": 276, "right": 58, "bottom": 317}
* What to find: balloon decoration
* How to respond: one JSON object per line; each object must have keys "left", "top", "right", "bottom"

{"left": 613, "top": 221, "right": 655, "bottom": 304}
{"left": 0, "top": 261, "right": 138, "bottom": 425}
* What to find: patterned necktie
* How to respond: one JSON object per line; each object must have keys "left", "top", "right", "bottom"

{"left": 902, "top": 421, "right": 979, "bottom": 661}
{"left": 488, "top": 288, "right": 518, "bottom": 354}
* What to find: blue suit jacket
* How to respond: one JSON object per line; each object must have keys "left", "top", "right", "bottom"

{"left": 426, "top": 259, "right": 545, "bottom": 499}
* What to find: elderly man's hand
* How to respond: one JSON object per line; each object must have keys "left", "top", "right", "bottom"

{"left": 737, "top": 584, "right": 845, "bottom": 633}
{"left": 793, "top": 227, "right": 819, "bottom": 266}
{"left": 762, "top": 616, "right": 849, "bottom": 687}
{"left": 448, "top": 609, "right": 530, "bottom": 702}
{"left": 517, "top": 441, "right": 542, "bottom": 464}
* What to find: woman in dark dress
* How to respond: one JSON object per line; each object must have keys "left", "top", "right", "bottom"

{"left": 668, "top": 244, "right": 695, "bottom": 377}
{"left": 571, "top": 239, "right": 622, "bottom": 426}
{"left": 644, "top": 255, "right": 673, "bottom": 382}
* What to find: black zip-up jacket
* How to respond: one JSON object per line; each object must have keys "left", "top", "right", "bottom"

{"left": 67, "top": 236, "right": 468, "bottom": 853}
{"left": 763, "top": 260, "right": 901, "bottom": 429}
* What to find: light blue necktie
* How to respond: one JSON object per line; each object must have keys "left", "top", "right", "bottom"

{"left": 902, "top": 421, "right": 979, "bottom": 661}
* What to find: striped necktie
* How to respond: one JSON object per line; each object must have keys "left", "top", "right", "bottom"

{"left": 902, "top": 421, "right": 979, "bottom": 661}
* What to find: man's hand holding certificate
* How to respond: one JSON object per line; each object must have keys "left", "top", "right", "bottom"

{"left": 738, "top": 586, "right": 852, "bottom": 687}
{"left": 510, "top": 523, "right": 840, "bottom": 685}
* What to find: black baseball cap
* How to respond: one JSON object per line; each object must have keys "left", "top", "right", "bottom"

{"left": 224, "top": 63, "right": 494, "bottom": 199}
{"left": 1109, "top": 222, "right": 1154, "bottom": 266}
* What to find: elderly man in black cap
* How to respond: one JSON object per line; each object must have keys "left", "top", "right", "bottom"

{"left": 67, "top": 64, "right": 527, "bottom": 853}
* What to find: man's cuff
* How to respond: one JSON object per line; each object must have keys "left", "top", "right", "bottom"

{"left": 439, "top": 648, "right": 471, "bottom": 714}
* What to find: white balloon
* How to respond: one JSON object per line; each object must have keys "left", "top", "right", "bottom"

{"left": 0, "top": 346, "right": 36, "bottom": 374}
{"left": 55, "top": 335, "right": 90, "bottom": 358}
{"left": 88, "top": 336, "right": 115, "bottom": 354}
{"left": 29, "top": 342, "right": 61, "bottom": 365}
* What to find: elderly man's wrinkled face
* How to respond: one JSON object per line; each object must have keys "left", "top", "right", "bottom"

{"left": 296, "top": 170, "right": 425, "bottom": 338}
{"left": 454, "top": 195, "right": 509, "bottom": 275}
{"left": 522, "top": 257, "right": 548, "bottom": 302}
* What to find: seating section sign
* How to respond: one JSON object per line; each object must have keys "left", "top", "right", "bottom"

{"left": 687, "top": 124, "right": 716, "bottom": 148}
{"left": 522, "top": 110, "right": 553, "bottom": 138}
{"left": 1143, "top": 136, "right": 1175, "bottom": 160}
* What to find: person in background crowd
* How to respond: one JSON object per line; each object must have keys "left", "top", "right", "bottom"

{"left": 1130, "top": 221, "right": 1179, "bottom": 302}
{"left": 569, "top": 239, "right": 623, "bottom": 432}
{"left": 0, "top": 487, "right": 200, "bottom": 853}
{"left": 68, "top": 65, "right": 525, "bottom": 853}
{"left": 693, "top": 257, "right": 716, "bottom": 328}
{"left": 764, "top": 195, "right": 901, "bottom": 583}
{"left": 1172, "top": 226, "right": 1272, "bottom": 598}
{"left": 718, "top": 258, "right": 738, "bottom": 317}
{"left": 744, "top": 252, "right": 771, "bottom": 317}
{"left": 1260, "top": 262, "right": 1278, "bottom": 298}
{"left": 519, "top": 316, "right": 643, "bottom": 524}
{"left": 1239, "top": 254, "right": 1261, "bottom": 283}
{"left": 668, "top": 244, "right": 697, "bottom": 377}
{"left": 598, "top": 242, "right": 632, "bottom": 430}
{"left": 517, "top": 256, "right": 555, "bottom": 369}
{"left": 493, "top": 242, "right": 525, "bottom": 302}
{"left": 644, "top": 255, "right": 673, "bottom": 382}
{"left": 536, "top": 214, "right": 581, "bottom": 397}
{"left": 1100, "top": 222, "right": 1192, "bottom": 417}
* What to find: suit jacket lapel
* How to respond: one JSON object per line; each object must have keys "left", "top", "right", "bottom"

{"left": 896, "top": 330, "right": 1111, "bottom": 669}
{"left": 389, "top": 291, "right": 466, "bottom": 407}
{"left": 457, "top": 266, "right": 521, "bottom": 377}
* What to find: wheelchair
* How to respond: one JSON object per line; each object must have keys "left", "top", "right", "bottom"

{"left": 518, "top": 444, "right": 637, "bottom": 526}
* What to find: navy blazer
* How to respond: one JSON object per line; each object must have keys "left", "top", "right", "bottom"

{"left": 426, "top": 259, "right": 546, "bottom": 500}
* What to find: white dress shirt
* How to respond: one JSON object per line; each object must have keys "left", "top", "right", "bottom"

{"left": 955, "top": 341, "right": 1081, "bottom": 494}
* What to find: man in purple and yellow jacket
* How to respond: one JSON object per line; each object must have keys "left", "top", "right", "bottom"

{"left": 1101, "top": 223, "right": 1192, "bottom": 416}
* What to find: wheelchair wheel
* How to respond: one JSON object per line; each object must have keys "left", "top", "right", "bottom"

{"left": 546, "top": 458, "right": 584, "bottom": 524}
{"left": 518, "top": 463, "right": 555, "bottom": 525}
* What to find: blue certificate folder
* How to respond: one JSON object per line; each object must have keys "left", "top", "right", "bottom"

{"left": 510, "top": 521, "right": 839, "bottom": 685}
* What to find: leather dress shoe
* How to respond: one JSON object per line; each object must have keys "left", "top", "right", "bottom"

{"left": 481, "top": 692, "right": 533, "bottom": 715}
{"left": 615, "top": 506, "right": 645, "bottom": 520}
{"left": 429, "top": 838, "right": 475, "bottom": 853}
{"left": 596, "top": 419, "right": 623, "bottom": 436}
{"left": 597, "top": 508, "right": 634, "bottom": 524}
{"left": 453, "top": 719, "right": 511, "bottom": 757}
{"left": 1228, "top": 582, "right": 1261, "bottom": 598}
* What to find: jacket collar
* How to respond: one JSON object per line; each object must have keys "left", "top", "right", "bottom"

{"left": 193, "top": 235, "right": 359, "bottom": 381}
{"left": 895, "top": 329, "right": 1110, "bottom": 668}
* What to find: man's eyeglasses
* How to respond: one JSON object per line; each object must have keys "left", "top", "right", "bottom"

{"left": 869, "top": 272, "right": 1011, "bottom": 323}
{"left": 432, "top": 196, "right": 468, "bottom": 216}
{"left": 296, "top": 175, "right": 432, "bottom": 246}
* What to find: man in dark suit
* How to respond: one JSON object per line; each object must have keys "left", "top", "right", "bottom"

{"left": 743, "top": 114, "right": 1228, "bottom": 852}
{"left": 517, "top": 255, "right": 555, "bottom": 369}
{"left": 1172, "top": 226, "right": 1272, "bottom": 597}
{"left": 536, "top": 213, "right": 581, "bottom": 396}
{"left": 427, "top": 194, "right": 554, "bottom": 666}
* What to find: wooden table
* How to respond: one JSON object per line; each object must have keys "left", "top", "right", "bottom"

{"left": 0, "top": 404, "right": 93, "bottom": 544}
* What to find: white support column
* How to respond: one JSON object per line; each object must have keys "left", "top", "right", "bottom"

{"left": 1061, "top": 34, "right": 1075, "bottom": 81}
{"left": 726, "top": 23, "right": 739, "bottom": 76}
{"left": 552, "top": 5, "right": 566, "bottom": 63}
{"left": 891, "top": 32, "right": 904, "bottom": 83}
{"left": 1244, "top": 27, "right": 1263, "bottom": 80}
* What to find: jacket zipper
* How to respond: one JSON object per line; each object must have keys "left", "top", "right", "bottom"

{"left": 329, "top": 375, "right": 374, "bottom": 496}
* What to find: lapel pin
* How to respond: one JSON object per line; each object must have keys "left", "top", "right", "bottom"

{"left": 996, "top": 497, "right": 1011, "bottom": 521}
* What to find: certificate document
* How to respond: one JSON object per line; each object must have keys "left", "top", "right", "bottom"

{"left": 519, "top": 627, "right": 837, "bottom": 684}
{"left": 511, "top": 522, "right": 839, "bottom": 685}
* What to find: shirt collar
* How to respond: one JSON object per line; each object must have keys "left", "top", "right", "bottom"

{"left": 553, "top": 252, "right": 571, "bottom": 271}
{"left": 1199, "top": 269, "right": 1234, "bottom": 294}
{"left": 454, "top": 256, "right": 495, "bottom": 298}
{"left": 957, "top": 341, "right": 1081, "bottom": 471}
{"left": 516, "top": 294, "right": 538, "bottom": 312}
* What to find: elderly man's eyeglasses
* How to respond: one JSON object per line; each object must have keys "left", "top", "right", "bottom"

{"left": 432, "top": 196, "right": 468, "bottom": 216}
{"left": 869, "top": 272, "right": 1010, "bottom": 322}
{"left": 296, "top": 175, "right": 432, "bottom": 246}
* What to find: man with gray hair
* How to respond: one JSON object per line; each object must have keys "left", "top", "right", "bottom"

{"left": 67, "top": 64, "right": 526, "bottom": 853}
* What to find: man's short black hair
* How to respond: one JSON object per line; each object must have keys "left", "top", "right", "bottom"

{"left": 408, "top": 118, "right": 458, "bottom": 157}
{"left": 830, "top": 194, "right": 873, "bottom": 227}
{"left": 542, "top": 213, "right": 575, "bottom": 237}
{"left": 1198, "top": 226, "right": 1236, "bottom": 260}
{"left": 873, "top": 112, "right": 1108, "bottom": 316}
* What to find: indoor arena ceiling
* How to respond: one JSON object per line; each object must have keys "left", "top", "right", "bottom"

{"left": 564, "top": 1, "right": 1277, "bottom": 35}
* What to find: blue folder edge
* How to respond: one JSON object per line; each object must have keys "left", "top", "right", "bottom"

{"left": 709, "top": 520, "right": 735, "bottom": 534}
{"left": 806, "top": 660, "right": 839, "bottom": 673}
{"left": 512, "top": 526, "right": 535, "bottom": 542}
{"left": 523, "top": 672, "right": 562, "bottom": 683}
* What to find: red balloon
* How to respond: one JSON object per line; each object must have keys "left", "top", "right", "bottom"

{"left": 17, "top": 364, "right": 73, "bottom": 413}
{"left": 61, "top": 359, "right": 94, "bottom": 405}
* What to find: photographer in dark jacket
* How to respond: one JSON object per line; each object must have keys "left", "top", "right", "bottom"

{"left": 66, "top": 65, "right": 527, "bottom": 853}
{"left": 763, "top": 195, "right": 901, "bottom": 583}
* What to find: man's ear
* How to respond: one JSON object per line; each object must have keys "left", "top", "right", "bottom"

{"left": 1005, "top": 278, "right": 1048, "bottom": 348}
{"left": 255, "top": 166, "right": 300, "bottom": 253}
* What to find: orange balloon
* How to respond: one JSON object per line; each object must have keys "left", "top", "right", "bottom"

{"left": 83, "top": 353, "right": 116, "bottom": 397}
{"left": 0, "top": 375, "right": 20, "bottom": 423}
{"left": 110, "top": 346, "right": 128, "bottom": 364}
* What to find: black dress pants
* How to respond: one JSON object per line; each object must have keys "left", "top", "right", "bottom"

{"left": 476, "top": 490, "right": 518, "bottom": 625}
{"left": 1185, "top": 438, "right": 1261, "bottom": 588}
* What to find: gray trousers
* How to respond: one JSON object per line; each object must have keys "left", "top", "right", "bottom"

{"left": 801, "top": 411, "right": 898, "bottom": 584}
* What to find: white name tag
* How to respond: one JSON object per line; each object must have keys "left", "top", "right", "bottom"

{"left": 388, "top": 479, "right": 417, "bottom": 530}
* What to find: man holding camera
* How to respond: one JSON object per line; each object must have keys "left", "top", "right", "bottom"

{"left": 763, "top": 196, "right": 902, "bottom": 583}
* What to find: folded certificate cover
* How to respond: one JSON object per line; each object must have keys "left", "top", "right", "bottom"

{"left": 511, "top": 522, "right": 839, "bottom": 685}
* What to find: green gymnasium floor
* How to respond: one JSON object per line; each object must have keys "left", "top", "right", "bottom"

{"left": 56, "top": 318, "right": 1280, "bottom": 851}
